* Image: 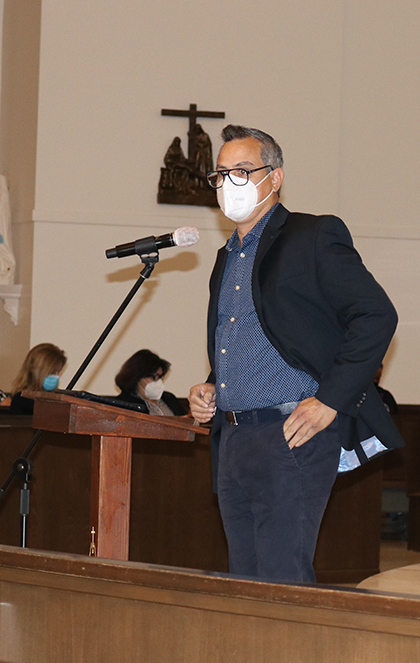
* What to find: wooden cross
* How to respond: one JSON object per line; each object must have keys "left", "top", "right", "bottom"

{"left": 161, "top": 103, "right": 225, "bottom": 161}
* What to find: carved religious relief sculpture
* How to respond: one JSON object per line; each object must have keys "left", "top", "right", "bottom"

{"left": 158, "top": 104, "right": 225, "bottom": 207}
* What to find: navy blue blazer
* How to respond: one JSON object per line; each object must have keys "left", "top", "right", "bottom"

{"left": 207, "top": 203, "right": 404, "bottom": 465}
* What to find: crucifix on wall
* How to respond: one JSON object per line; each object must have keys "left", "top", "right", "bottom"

{"left": 158, "top": 103, "right": 225, "bottom": 207}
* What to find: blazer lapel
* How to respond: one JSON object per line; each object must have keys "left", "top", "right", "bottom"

{"left": 254, "top": 203, "right": 290, "bottom": 270}
{"left": 207, "top": 246, "right": 228, "bottom": 369}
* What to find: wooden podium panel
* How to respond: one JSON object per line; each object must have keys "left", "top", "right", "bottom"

{"left": 90, "top": 435, "right": 132, "bottom": 559}
{"left": 1, "top": 546, "right": 420, "bottom": 663}
{"left": 23, "top": 391, "right": 206, "bottom": 560}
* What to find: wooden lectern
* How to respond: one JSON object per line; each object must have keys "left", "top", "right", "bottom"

{"left": 24, "top": 391, "right": 207, "bottom": 561}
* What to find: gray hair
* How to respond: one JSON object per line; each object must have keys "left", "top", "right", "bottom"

{"left": 221, "top": 124, "right": 284, "bottom": 169}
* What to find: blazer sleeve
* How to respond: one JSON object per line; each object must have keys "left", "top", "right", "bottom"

{"left": 313, "top": 216, "right": 398, "bottom": 417}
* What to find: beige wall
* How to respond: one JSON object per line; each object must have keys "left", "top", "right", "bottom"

{"left": 1, "top": 0, "right": 419, "bottom": 402}
{"left": 0, "top": 0, "right": 41, "bottom": 388}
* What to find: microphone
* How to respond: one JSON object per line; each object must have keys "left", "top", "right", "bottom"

{"left": 106, "top": 227, "right": 199, "bottom": 259}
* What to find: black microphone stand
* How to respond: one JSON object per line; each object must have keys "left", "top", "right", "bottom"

{"left": 0, "top": 252, "right": 159, "bottom": 547}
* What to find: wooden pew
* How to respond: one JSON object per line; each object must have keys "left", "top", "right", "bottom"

{"left": 1, "top": 545, "right": 420, "bottom": 663}
{"left": 384, "top": 405, "right": 420, "bottom": 550}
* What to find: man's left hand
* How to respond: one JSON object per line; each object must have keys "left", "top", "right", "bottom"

{"left": 283, "top": 397, "right": 337, "bottom": 448}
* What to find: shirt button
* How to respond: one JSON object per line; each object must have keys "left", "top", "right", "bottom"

{"left": 240, "top": 252, "right": 245, "bottom": 258}
{"left": 221, "top": 349, "right": 226, "bottom": 354}
{"left": 221, "top": 383, "right": 226, "bottom": 388}
{"left": 235, "top": 285, "right": 240, "bottom": 291}
{"left": 230, "top": 317, "right": 235, "bottom": 322}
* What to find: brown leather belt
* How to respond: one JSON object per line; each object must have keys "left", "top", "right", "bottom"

{"left": 225, "top": 401, "right": 300, "bottom": 426}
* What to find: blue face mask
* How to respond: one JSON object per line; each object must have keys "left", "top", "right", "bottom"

{"left": 43, "top": 374, "right": 60, "bottom": 391}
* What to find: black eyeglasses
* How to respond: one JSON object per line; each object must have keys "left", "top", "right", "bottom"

{"left": 206, "top": 165, "right": 273, "bottom": 189}
{"left": 148, "top": 373, "right": 163, "bottom": 382}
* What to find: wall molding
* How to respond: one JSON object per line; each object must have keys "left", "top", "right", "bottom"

{"left": 31, "top": 208, "right": 420, "bottom": 240}
{"left": 31, "top": 208, "right": 232, "bottom": 234}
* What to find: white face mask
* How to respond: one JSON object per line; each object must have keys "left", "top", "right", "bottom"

{"left": 216, "top": 172, "right": 273, "bottom": 222}
{"left": 144, "top": 378, "right": 164, "bottom": 401}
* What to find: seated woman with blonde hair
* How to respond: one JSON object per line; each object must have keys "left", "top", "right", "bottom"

{"left": 10, "top": 343, "right": 67, "bottom": 415}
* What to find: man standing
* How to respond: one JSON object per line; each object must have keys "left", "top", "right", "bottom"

{"left": 189, "top": 124, "right": 404, "bottom": 584}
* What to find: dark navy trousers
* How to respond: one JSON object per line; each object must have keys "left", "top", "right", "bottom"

{"left": 217, "top": 414, "right": 341, "bottom": 583}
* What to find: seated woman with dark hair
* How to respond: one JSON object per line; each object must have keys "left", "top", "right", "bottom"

{"left": 10, "top": 343, "right": 67, "bottom": 415}
{"left": 115, "top": 349, "right": 187, "bottom": 416}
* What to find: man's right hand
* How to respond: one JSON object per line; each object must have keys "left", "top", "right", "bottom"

{"left": 188, "top": 383, "right": 216, "bottom": 423}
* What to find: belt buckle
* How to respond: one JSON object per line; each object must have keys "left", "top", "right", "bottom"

{"left": 226, "top": 411, "right": 239, "bottom": 426}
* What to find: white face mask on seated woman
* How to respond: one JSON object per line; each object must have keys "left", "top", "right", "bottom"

{"left": 144, "top": 378, "right": 165, "bottom": 401}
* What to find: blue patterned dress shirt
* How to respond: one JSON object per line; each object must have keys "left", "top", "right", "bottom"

{"left": 215, "top": 203, "right": 319, "bottom": 412}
